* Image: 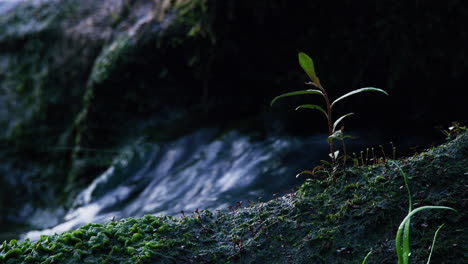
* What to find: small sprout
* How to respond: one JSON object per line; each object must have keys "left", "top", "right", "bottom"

{"left": 371, "top": 147, "right": 376, "bottom": 165}
{"left": 271, "top": 52, "right": 388, "bottom": 170}
{"left": 390, "top": 141, "right": 397, "bottom": 160}
{"left": 379, "top": 145, "right": 387, "bottom": 162}
{"left": 365, "top": 148, "right": 370, "bottom": 166}
{"left": 353, "top": 153, "right": 359, "bottom": 167}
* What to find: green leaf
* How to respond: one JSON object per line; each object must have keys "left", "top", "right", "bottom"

{"left": 298, "top": 52, "right": 318, "bottom": 83}
{"left": 395, "top": 206, "right": 456, "bottom": 264}
{"left": 270, "top": 89, "right": 323, "bottom": 106}
{"left": 390, "top": 160, "right": 413, "bottom": 263}
{"left": 403, "top": 218, "right": 411, "bottom": 264}
{"left": 295, "top": 104, "right": 328, "bottom": 118}
{"left": 332, "top": 113, "right": 354, "bottom": 132}
{"left": 331, "top": 87, "right": 389, "bottom": 108}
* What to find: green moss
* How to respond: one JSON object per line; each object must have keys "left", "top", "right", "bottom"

{"left": 1, "top": 132, "right": 467, "bottom": 263}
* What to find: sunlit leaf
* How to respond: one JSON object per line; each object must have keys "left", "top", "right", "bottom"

{"left": 332, "top": 113, "right": 354, "bottom": 132}
{"left": 270, "top": 89, "right": 323, "bottom": 106}
{"left": 298, "top": 52, "right": 318, "bottom": 83}
{"left": 327, "top": 131, "right": 343, "bottom": 143}
{"left": 331, "top": 87, "right": 389, "bottom": 108}
{"left": 295, "top": 104, "right": 328, "bottom": 118}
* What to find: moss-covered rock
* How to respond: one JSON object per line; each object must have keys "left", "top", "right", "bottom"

{"left": 1, "top": 132, "right": 466, "bottom": 263}
{"left": 1, "top": 0, "right": 467, "bottom": 254}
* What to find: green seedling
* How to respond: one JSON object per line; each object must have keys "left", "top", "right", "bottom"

{"left": 271, "top": 52, "right": 388, "bottom": 164}
{"left": 390, "top": 161, "right": 456, "bottom": 264}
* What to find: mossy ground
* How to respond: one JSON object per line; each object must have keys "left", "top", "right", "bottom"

{"left": 1, "top": 132, "right": 466, "bottom": 263}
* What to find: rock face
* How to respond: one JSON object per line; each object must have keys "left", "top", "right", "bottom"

{"left": 1, "top": 132, "right": 466, "bottom": 263}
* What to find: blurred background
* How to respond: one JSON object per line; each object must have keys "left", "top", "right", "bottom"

{"left": 0, "top": 0, "right": 466, "bottom": 241}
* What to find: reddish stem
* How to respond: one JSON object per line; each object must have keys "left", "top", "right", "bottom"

{"left": 316, "top": 80, "right": 335, "bottom": 164}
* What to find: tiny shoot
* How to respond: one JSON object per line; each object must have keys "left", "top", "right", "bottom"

{"left": 271, "top": 52, "right": 388, "bottom": 165}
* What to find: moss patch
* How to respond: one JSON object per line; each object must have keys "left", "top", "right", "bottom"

{"left": 1, "top": 132, "right": 466, "bottom": 263}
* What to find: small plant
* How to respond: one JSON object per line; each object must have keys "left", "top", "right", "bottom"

{"left": 442, "top": 121, "right": 467, "bottom": 140}
{"left": 390, "top": 161, "right": 456, "bottom": 264}
{"left": 271, "top": 52, "right": 388, "bottom": 164}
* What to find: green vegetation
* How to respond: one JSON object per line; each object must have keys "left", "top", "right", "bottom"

{"left": 1, "top": 131, "right": 466, "bottom": 263}
{"left": 271, "top": 52, "right": 388, "bottom": 165}
{"left": 389, "top": 161, "right": 456, "bottom": 264}
{"left": 361, "top": 250, "right": 372, "bottom": 264}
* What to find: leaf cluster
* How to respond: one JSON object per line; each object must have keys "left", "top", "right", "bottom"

{"left": 271, "top": 52, "right": 388, "bottom": 165}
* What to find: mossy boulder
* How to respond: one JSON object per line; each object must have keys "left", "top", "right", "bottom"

{"left": 1, "top": 132, "right": 466, "bottom": 263}
{"left": 1, "top": 0, "right": 467, "bottom": 256}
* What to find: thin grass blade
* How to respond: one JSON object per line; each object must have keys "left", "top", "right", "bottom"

{"left": 390, "top": 161, "right": 412, "bottom": 212}
{"left": 295, "top": 104, "right": 328, "bottom": 118}
{"left": 361, "top": 250, "right": 373, "bottom": 264}
{"left": 426, "top": 224, "right": 445, "bottom": 264}
{"left": 270, "top": 89, "right": 323, "bottom": 106}
{"left": 396, "top": 206, "right": 456, "bottom": 264}
{"left": 390, "top": 161, "right": 413, "bottom": 263}
{"left": 331, "top": 87, "right": 388, "bottom": 108}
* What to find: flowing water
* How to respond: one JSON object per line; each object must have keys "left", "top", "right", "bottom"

{"left": 22, "top": 129, "right": 333, "bottom": 240}
{"left": 0, "top": 124, "right": 432, "bottom": 241}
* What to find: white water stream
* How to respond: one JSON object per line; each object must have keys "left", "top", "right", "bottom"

{"left": 22, "top": 129, "right": 331, "bottom": 240}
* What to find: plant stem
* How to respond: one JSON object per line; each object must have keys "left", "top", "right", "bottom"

{"left": 317, "top": 81, "right": 335, "bottom": 164}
